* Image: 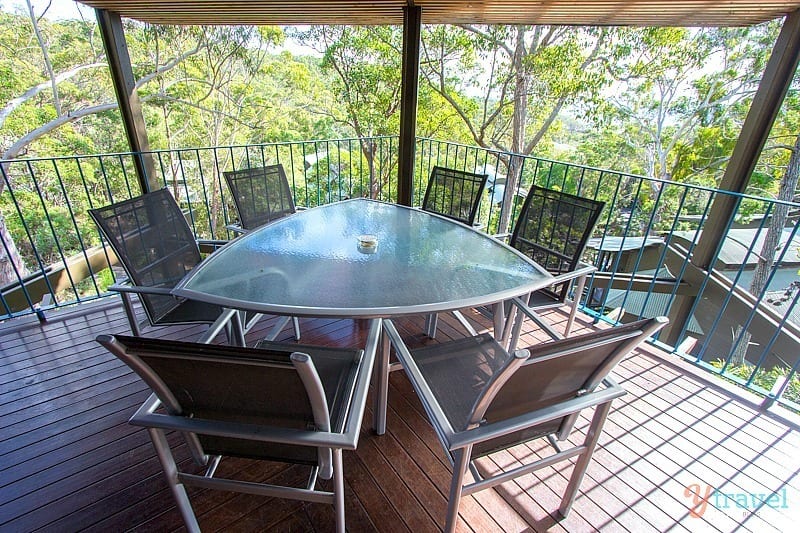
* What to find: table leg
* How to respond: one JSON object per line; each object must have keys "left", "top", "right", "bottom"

{"left": 425, "top": 313, "right": 438, "bottom": 338}
{"left": 373, "top": 325, "right": 391, "bottom": 435}
{"left": 493, "top": 302, "right": 505, "bottom": 341}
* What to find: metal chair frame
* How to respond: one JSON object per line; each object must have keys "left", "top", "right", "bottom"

{"left": 89, "top": 188, "right": 252, "bottom": 342}
{"left": 421, "top": 166, "right": 490, "bottom": 337}
{"left": 97, "top": 319, "right": 381, "bottom": 533}
{"left": 223, "top": 164, "right": 302, "bottom": 338}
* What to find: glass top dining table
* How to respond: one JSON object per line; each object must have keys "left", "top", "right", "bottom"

{"left": 173, "top": 198, "right": 555, "bottom": 434}
{"left": 173, "top": 198, "right": 554, "bottom": 318}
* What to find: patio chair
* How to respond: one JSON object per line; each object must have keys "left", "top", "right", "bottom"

{"left": 421, "top": 165, "right": 489, "bottom": 226}
{"left": 506, "top": 184, "right": 605, "bottom": 339}
{"left": 96, "top": 328, "right": 378, "bottom": 533}
{"left": 89, "top": 188, "right": 272, "bottom": 343}
{"left": 224, "top": 164, "right": 297, "bottom": 234}
{"left": 382, "top": 314, "right": 668, "bottom": 533}
{"left": 222, "top": 164, "right": 309, "bottom": 339}
{"left": 421, "top": 166, "right": 489, "bottom": 336}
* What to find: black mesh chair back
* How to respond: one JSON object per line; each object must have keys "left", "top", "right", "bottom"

{"left": 89, "top": 188, "right": 202, "bottom": 325}
{"left": 510, "top": 185, "right": 605, "bottom": 298}
{"left": 422, "top": 166, "right": 489, "bottom": 225}
{"left": 224, "top": 164, "right": 296, "bottom": 231}
{"left": 97, "top": 332, "right": 370, "bottom": 532}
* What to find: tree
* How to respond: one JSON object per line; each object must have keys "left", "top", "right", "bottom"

{"left": 1, "top": 7, "right": 108, "bottom": 282}
{"left": 0, "top": 11, "right": 297, "bottom": 282}
{"left": 290, "top": 26, "right": 405, "bottom": 199}
{"left": 421, "top": 25, "right": 615, "bottom": 231}
{"left": 590, "top": 25, "right": 778, "bottom": 231}
{"left": 143, "top": 25, "right": 285, "bottom": 232}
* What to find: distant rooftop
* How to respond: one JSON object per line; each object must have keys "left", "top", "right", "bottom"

{"left": 671, "top": 227, "right": 800, "bottom": 268}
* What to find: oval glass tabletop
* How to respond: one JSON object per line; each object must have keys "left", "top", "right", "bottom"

{"left": 173, "top": 199, "right": 553, "bottom": 317}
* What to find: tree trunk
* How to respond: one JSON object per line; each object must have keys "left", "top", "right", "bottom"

{"left": 0, "top": 211, "right": 28, "bottom": 285}
{"left": 27, "top": 0, "right": 62, "bottom": 116}
{"left": 497, "top": 27, "right": 528, "bottom": 235}
{"left": 730, "top": 132, "right": 800, "bottom": 365}
{"left": 361, "top": 139, "right": 379, "bottom": 199}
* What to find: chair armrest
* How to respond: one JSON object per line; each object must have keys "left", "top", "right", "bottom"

{"left": 549, "top": 262, "right": 596, "bottom": 285}
{"left": 109, "top": 281, "right": 175, "bottom": 297}
{"left": 130, "top": 393, "right": 357, "bottom": 449}
{"left": 197, "top": 239, "right": 229, "bottom": 253}
{"left": 446, "top": 381, "right": 626, "bottom": 451}
{"left": 492, "top": 232, "right": 511, "bottom": 242}
{"left": 224, "top": 224, "right": 247, "bottom": 235}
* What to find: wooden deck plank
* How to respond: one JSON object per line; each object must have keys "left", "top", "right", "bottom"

{"left": 618, "top": 354, "right": 794, "bottom": 454}
{"left": 614, "top": 356, "right": 799, "bottom": 490}
{"left": 1, "top": 300, "right": 798, "bottom": 532}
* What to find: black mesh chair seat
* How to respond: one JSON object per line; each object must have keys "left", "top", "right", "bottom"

{"left": 383, "top": 312, "right": 668, "bottom": 532}
{"left": 97, "top": 320, "right": 381, "bottom": 533}
{"left": 408, "top": 333, "right": 509, "bottom": 427}
{"left": 158, "top": 297, "right": 226, "bottom": 324}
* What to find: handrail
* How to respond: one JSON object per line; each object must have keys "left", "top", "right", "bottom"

{"left": 2, "top": 136, "right": 799, "bottom": 409}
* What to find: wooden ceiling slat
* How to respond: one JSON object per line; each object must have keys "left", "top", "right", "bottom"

{"left": 76, "top": 0, "right": 800, "bottom": 27}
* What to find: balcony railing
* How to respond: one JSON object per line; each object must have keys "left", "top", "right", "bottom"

{"left": 2, "top": 136, "right": 799, "bottom": 411}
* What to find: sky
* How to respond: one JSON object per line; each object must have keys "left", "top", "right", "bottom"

{"left": 1, "top": 0, "right": 319, "bottom": 55}
{"left": 2, "top": 0, "right": 94, "bottom": 20}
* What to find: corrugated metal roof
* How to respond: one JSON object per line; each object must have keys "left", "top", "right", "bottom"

{"left": 76, "top": 1, "right": 800, "bottom": 27}
{"left": 672, "top": 228, "right": 800, "bottom": 268}
{"left": 603, "top": 289, "right": 706, "bottom": 334}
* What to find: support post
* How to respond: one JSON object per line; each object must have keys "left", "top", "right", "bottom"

{"left": 397, "top": 5, "right": 421, "bottom": 206}
{"left": 693, "top": 9, "right": 800, "bottom": 269}
{"left": 96, "top": 9, "right": 157, "bottom": 193}
{"left": 665, "top": 10, "right": 800, "bottom": 344}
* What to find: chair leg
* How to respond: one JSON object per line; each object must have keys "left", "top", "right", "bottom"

{"left": 451, "top": 310, "right": 479, "bottom": 336}
{"left": 147, "top": 428, "right": 201, "bottom": 533}
{"left": 559, "top": 400, "right": 613, "bottom": 518}
{"left": 199, "top": 308, "right": 239, "bottom": 344}
{"left": 292, "top": 316, "right": 302, "bottom": 340}
{"left": 120, "top": 292, "right": 141, "bottom": 336}
{"left": 333, "top": 449, "right": 346, "bottom": 533}
{"left": 373, "top": 328, "right": 391, "bottom": 435}
{"left": 226, "top": 309, "right": 246, "bottom": 346}
{"left": 564, "top": 274, "right": 587, "bottom": 337}
{"left": 445, "top": 447, "right": 472, "bottom": 533}
{"left": 495, "top": 301, "right": 510, "bottom": 343}
{"left": 425, "top": 313, "right": 438, "bottom": 338}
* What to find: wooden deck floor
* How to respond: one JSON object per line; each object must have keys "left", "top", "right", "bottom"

{"left": 1, "top": 298, "right": 798, "bottom": 532}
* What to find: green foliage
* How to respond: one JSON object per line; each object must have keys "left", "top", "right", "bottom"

{"left": 63, "top": 265, "right": 114, "bottom": 302}
{"left": 421, "top": 25, "right": 618, "bottom": 157}
{"left": 0, "top": 11, "right": 796, "bottom": 285}
{"left": 292, "top": 26, "right": 402, "bottom": 138}
{"left": 710, "top": 360, "right": 800, "bottom": 408}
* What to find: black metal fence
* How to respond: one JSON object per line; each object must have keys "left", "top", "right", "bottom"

{"left": 2, "top": 136, "right": 799, "bottom": 411}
